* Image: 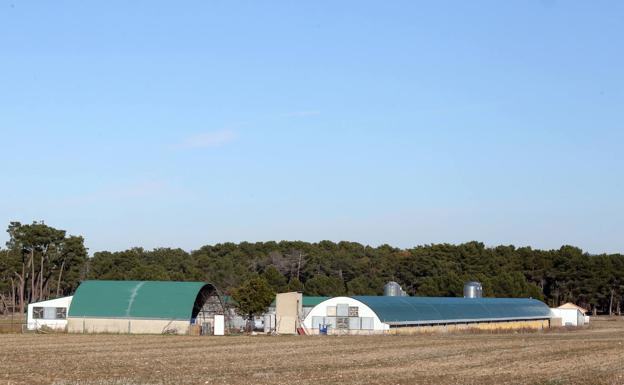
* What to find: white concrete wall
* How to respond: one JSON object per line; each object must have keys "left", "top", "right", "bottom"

{"left": 67, "top": 318, "right": 191, "bottom": 335}
{"left": 551, "top": 308, "right": 584, "bottom": 326}
{"left": 302, "top": 297, "right": 388, "bottom": 333}
{"left": 27, "top": 296, "right": 73, "bottom": 331}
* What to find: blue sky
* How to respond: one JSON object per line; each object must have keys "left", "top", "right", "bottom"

{"left": 1, "top": 1, "right": 622, "bottom": 254}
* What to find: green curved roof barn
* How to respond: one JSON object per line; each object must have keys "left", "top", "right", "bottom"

{"left": 68, "top": 280, "right": 217, "bottom": 320}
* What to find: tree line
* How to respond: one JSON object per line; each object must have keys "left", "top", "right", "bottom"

{"left": 1, "top": 221, "right": 623, "bottom": 316}
{"left": 0, "top": 222, "right": 87, "bottom": 314}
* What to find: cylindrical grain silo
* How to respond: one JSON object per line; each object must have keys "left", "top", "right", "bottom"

{"left": 384, "top": 281, "right": 402, "bottom": 296}
{"left": 463, "top": 281, "right": 483, "bottom": 298}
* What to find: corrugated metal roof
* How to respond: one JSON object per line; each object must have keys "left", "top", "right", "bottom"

{"left": 68, "top": 280, "right": 213, "bottom": 320}
{"left": 557, "top": 302, "right": 588, "bottom": 314}
{"left": 351, "top": 296, "right": 551, "bottom": 325}
{"left": 303, "top": 296, "right": 330, "bottom": 307}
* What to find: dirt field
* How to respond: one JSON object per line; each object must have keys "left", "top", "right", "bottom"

{"left": 1, "top": 318, "right": 623, "bottom": 385}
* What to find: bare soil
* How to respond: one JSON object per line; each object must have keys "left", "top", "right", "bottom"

{"left": 1, "top": 317, "right": 623, "bottom": 385}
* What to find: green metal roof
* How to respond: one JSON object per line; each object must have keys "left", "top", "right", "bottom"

{"left": 351, "top": 296, "right": 551, "bottom": 325}
{"left": 68, "top": 280, "right": 214, "bottom": 320}
{"left": 270, "top": 296, "right": 329, "bottom": 307}
{"left": 302, "top": 296, "right": 330, "bottom": 307}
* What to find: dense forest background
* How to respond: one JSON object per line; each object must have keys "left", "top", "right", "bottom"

{"left": 1, "top": 221, "right": 623, "bottom": 315}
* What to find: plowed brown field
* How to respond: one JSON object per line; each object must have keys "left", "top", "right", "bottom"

{"left": 1, "top": 318, "right": 623, "bottom": 385}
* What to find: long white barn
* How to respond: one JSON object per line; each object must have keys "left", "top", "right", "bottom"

{"left": 303, "top": 296, "right": 552, "bottom": 335}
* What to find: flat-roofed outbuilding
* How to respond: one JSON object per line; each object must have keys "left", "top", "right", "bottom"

{"left": 27, "top": 296, "right": 73, "bottom": 331}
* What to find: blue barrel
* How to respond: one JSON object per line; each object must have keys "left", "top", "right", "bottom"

{"left": 319, "top": 324, "right": 328, "bottom": 335}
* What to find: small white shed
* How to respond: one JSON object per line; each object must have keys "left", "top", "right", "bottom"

{"left": 27, "top": 296, "right": 73, "bottom": 331}
{"left": 551, "top": 307, "right": 585, "bottom": 327}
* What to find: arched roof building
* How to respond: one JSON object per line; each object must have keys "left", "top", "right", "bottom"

{"left": 303, "top": 296, "right": 551, "bottom": 335}
{"left": 67, "top": 280, "right": 224, "bottom": 335}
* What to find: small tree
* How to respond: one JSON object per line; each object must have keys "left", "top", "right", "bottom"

{"left": 231, "top": 276, "right": 275, "bottom": 330}
{"left": 286, "top": 277, "right": 304, "bottom": 293}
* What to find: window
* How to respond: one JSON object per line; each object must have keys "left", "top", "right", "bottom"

{"left": 43, "top": 307, "right": 56, "bottom": 320}
{"left": 320, "top": 303, "right": 366, "bottom": 331}
{"left": 55, "top": 307, "right": 67, "bottom": 319}
{"left": 336, "top": 304, "right": 349, "bottom": 317}
{"left": 361, "top": 317, "right": 374, "bottom": 330}
{"left": 33, "top": 307, "right": 65, "bottom": 320}
{"left": 348, "top": 317, "right": 361, "bottom": 330}
{"left": 33, "top": 307, "right": 44, "bottom": 319}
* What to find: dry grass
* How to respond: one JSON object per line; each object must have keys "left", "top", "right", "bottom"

{"left": 1, "top": 318, "right": 623, "bottom": 385}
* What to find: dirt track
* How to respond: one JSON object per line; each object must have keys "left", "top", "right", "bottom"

{"left": 1, "top": 318, "right": 623, "bottom": 385}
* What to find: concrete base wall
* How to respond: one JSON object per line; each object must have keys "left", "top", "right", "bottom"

{"left": 306, "top": 319, "right": 550, "bottom": 335}
{"left": 27, "top": 319, "right": 68, "bottom": 331}
{"left": 67, "top": 318, "right": 190, "bottom": 335}
{"left": 307, "top": 329, "right": 385, "bottom": 335}
{"left": 387, "top": 319, "right": 550, "bottom": 335}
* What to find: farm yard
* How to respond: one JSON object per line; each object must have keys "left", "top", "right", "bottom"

{"left": 1, "top": 318, "right": 623, "bottom": 385}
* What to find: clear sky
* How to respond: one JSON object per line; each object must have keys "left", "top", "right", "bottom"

{"left": 1, "top": 1, "right": 622, "bottom": 254}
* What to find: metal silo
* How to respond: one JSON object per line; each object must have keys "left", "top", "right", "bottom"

{"left": 463, "top": 281, "right": 483, "bottom": 298}
{"left": 384, "top": 281, "right": 402, "bottom": 296}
